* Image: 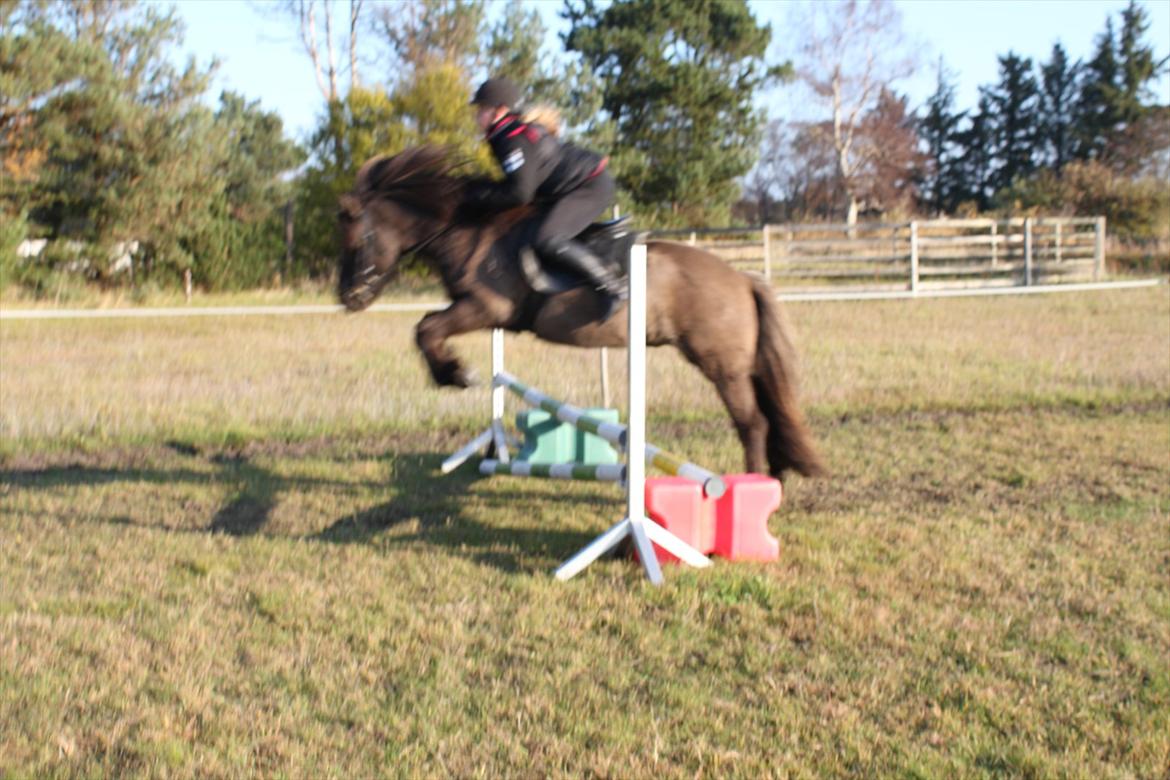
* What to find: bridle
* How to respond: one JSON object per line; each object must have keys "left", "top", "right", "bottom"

{"left": 402, "top": 220, "right": 455, "bottom": 257}
{"left": 344, "top": 204, "right": 456, "bottom": 309}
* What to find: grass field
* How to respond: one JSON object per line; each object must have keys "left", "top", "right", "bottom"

{"left": 1, "top": 286, "right": 1168, "bottom": 778}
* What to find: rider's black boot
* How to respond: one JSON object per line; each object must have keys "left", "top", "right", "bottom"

{"left": 539, "top": 239, "right": 628, "bottom": 321}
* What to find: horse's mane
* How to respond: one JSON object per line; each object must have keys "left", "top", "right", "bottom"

{"left": 352, "top": 144, "right": 533, "bottom": 233}
{"left": 355, "top": 145, "right": 467, "bottom": 220}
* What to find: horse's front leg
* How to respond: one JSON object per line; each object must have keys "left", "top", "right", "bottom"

{"left": 415, "top": 298, "right": 491, "bottom": 388}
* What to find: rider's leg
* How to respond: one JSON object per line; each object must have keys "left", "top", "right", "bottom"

{"left": 534, "top": 174, "right": 626, "bottom": 320}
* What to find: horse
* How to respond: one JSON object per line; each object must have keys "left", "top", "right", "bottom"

{"left": 336, "top": 146, "right": 824, "bottom": 481}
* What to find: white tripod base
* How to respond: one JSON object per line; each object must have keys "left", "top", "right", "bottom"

{"left": 555, "top": 515, "right": 711, "bottom": 585}
{"left": 441, "top": 419, "right": 513, "bottom": 474}
{"left": 441, "top": 428, "right": 492, "bottom": 474}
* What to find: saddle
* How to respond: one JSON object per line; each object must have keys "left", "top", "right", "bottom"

{"left": 509, "top": 218, "right": 639, "bottom": 294}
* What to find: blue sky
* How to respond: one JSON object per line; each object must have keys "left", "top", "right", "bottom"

{"left": 172, "top": 0, "right": 1170, "bottom": 142}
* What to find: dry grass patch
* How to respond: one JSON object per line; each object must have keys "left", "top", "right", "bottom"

{"left": 1, "top": 286, "right": 1168, "bottom": 777}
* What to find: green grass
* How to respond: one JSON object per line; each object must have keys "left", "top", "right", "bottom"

{"left": 1, "top": 287, "right": 1168, "bottom": 778}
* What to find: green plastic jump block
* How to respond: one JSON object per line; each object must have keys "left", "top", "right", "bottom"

{"left": 515, "top": 409, "right": 574, "bottom": 463}
{"left": 575, "top": 408, "right": 620, "bottom": 465}
{"left": 516, "top": 408, "right": 620, "bottom": 465}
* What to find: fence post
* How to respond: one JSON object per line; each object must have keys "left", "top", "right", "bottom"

{"left": 1024, "top": 217, "right": 1033, "bottom": 286}
{"left": 992, "top": 221, "right": 999, "bottom": 267}
{"left": 762, "top": 224, "right": 771, "bottom": 283}
{"left": 909, "top": 221, "right": 919, "bottom": 293}
{"left": 892, "top": 227, "right": 899, "bottom": 275}
{"left": 784, "top": 228, "right": 793, "bottom": 281}
{"left": 1094, "top": 216, "right": 1106, "bottom": 281}
{"left": 688, "top": 231, "right": 696, "bottom": 246}
{"left": 1054, "top": 221, "right": 1062, "bottom": 264}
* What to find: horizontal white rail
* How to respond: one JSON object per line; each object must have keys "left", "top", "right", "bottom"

{"left": 0, "top": 302, "right": 441, "bottom": 320}
{"left": 480, "top": 459, "right": 625, "bottom": 482}
{"left": 2, "top": 280, "right": 1160, "bottom": 322}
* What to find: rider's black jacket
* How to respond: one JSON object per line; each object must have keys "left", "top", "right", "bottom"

{"left": 465, "top": 114, "right": 607, "bottom": 213}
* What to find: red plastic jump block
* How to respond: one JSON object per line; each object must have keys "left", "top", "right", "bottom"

{"left": 713, "top": 474, "right": 782, "bottom": 562}
{"left": 643, "top": 477, "right": 716, "bottom": 563}
{"left": 642, "top": 474, "right": 783, "bottom": 564}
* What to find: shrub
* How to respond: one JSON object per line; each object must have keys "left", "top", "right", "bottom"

{"left": 996, "top": 161, "right": 1170, "bottom": 242}
{"left": 0, "top": 212, "right": 30, "bottom": 294}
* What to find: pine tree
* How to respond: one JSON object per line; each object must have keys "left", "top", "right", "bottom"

{"left": 919, "top": 57, "right": 965, "bottom": 214}
{"left": 1116, "top": 0, "right": 1160, "bottom": 126}
{"left": 1109, "top": 0, "right": 1169, "bottom": 173}
{"left": 1038, "top": 43, "right": 1079, "bottom": 170}
{"left": 4, "top": 1, "right": 308, "bottom": 290}
{"left": 483, "top": 0, "right": 602, "bottom": 134}
{"left": 5, "top": 2, "right": 222, "bottom": 278}
{"left": 1073, "top": 3, "right": 1166, "bottom": 173}
{"left": 185, "top": 92, "right": 305, "bottom": 289}
{"left": 985, "top": 51, "right": 1041, "bottom": 194}
{"left": 484, "top": 1, "right": 550, "bottom": 99}
{"left": 952, "top": 94, "right": 995, "bottom": 211}
{"left": 1075, "top": 18, "right": 1121, "bottom": 161}
{"left": 564, "top": 0, "right": 786, "bottom": 226}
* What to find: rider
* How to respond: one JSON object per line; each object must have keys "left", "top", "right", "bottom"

{"left": 464, "top": 76, "right": 626, "bottom": 319}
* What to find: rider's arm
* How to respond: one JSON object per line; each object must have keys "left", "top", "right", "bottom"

{"left": 490, "top": 132, "right": 542, "bottom": 206}
{"left": 463, "top": 124, "right": 545, "bottom": 213}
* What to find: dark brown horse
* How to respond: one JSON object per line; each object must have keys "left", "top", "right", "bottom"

{"left": 337, "top": 146, "right": 824, "bottom": 480}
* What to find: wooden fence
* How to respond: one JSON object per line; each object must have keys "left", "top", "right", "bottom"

{"left": 651, "top": 217, "right": 1107, "bottom": 293}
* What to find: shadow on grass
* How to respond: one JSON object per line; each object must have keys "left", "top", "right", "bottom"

{"left": 0, "top": 450, "right": 300, "bottom": 538}
{"left": 0, "top": 445, "right": 604, "bottom": 574}
{"left": 314, "top": 452, "right": 603, "bottom": 574}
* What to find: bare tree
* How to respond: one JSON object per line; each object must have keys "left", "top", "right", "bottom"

{"left": 266, "top": 0, "right": 364, "bottom": 102}
{"left": 348, "top": 0, "right": 361, "bottom": 88}
{"left": 742, "top": 118, "right": 846, "bottom": 223}
{"left": 788, "top": 122, "right": 841, "bottom": 220}
{"left": 741, "top": 120, "right": 786, "bottom": 224}
{"left": 790, "top": 0, "right": 914, "bottom": 225}
{"left": 854, "top": 88, "right": 927, "bottom": 216}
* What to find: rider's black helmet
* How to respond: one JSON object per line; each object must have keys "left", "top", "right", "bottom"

{"left": 471, "top": 77, "right": 521, "bottom": 108}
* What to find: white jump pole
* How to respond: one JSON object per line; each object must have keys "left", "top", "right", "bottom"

{"left": 624, "top": 242, "right": 660, "bottom": 581}
{"left": 489, "top": 327, "right": 509, "bottom": 462}
{"left": 441, "top": 327, "right": 509, "bottom": 473}
{"left": 480, "top": 459, "right": 625, "bottom": 483}
{"left": 554, "top": 242, "right": 710, "bottom": 585}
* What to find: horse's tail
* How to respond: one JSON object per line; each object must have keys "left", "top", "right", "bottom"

{"left": 751, "top": 279, "right": 827, "bottom": 479}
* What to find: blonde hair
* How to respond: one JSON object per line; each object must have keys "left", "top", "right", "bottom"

{"left": 521, "top": 104, "right": 563, "bottom": 138}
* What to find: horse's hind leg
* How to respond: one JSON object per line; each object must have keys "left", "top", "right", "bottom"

{"left": 712, "top": 373, "right": 770, "bottom": 476}
{"left": 415, "top": 298, "right": 490, "bottom": 388}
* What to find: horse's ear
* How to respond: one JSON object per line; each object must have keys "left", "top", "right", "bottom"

{"left": 337, "top": 194, "right": 361, "bottom": 222}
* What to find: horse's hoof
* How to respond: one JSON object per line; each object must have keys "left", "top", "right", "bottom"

{"left": 453, "top": 367, "right": 480, "bottom": 388}
{"left": 437, "top": 362, "right": 478, "bottom": 389}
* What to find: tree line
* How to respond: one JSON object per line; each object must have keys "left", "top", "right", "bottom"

{"left": 744, "top": 0, "right": 1167, "bottom": 241}
{"left": 1, "top": 0, "right": 1166, "bottom": 296}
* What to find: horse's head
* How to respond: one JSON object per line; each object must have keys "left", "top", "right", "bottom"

{"left": 337, "top": 147, "right": 463, "bottom": 312}
{"left": 336, "top": 193, "right": 409, "bottom": 311}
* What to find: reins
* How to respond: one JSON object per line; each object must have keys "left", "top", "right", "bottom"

{"left": 402, "top": 220, "right": 458, "bottom": 257}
